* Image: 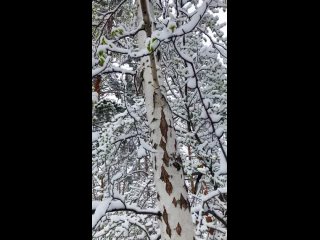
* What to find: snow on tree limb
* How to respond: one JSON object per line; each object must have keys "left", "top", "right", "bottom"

{"left": 92, "top": 199, "right": 161, "bottom": 230}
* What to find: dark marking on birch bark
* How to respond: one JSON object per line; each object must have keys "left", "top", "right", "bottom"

{"left": 160, "top": 138, "right": 166, "bottom": 150}
{"left": 172, "top": 162, "right": 181, "bottom": 171}
{"left": 153, "top": 143, "right": 158, "bottom": 149}
{"left": 167, "top": 182, "right": 173, "bottom": 196}
{"left": 160, "top": 108, "right": 168, "bottom": 139}
{"left": 176, "top": 222, "right": 182, "bottom": 236}
{"left": 93, "top": 75, "right": 101, "bottom": 95}
{"left": 154, "top": 156, "right": 157, "bottom": 170}
{"left": 160, "top": 165, "right": 169, "bottom": 182}
{"left": 172, "top": 197, "right": 177, "bottom": 207}
{"left": 153, "top": 92, "right": 156, "bottom": 109}
{"left": 160, "top": 165, "right": 173, "bottom": 195}
{"left": 157, "top": 193, "right": 160, "bottom": 201}
{"left": 186, "top": 198, "right": 191, "bottom": 211}
{"left": 175, "top": 154, "right": 182, "bottom": 163}
{"left": 159, "top": 114, "right": 170, "bottom": 166}
{"left": 163, "top": 151, "right": 170, "bottom": 166}
{"left": 179, "top": 193, "right": 188, "bottom": 210}
{"left": 162, "top": 207, "right": 171, "bottom": 237}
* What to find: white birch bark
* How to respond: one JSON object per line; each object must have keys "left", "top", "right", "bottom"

{"left": 137, "top": 1, "right": 195, "bottom": 239}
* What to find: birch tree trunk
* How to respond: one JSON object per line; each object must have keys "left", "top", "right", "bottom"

{"left": 137, "top": 1, "right": 194, "bottom": 239}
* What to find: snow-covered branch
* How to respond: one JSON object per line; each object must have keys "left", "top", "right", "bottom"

{"left": 92, "top": 199, "right": 161, "bottom": 229}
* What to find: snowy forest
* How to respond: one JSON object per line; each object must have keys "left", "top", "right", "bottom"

{"left": 92, "top": 0, "right": 227, "bottom": 239}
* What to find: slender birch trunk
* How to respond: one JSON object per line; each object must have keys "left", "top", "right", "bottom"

{"left": 137, "top": 1, "right": 194, "bottom": 239}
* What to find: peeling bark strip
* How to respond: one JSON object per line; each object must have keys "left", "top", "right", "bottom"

{"left": 160, "top": 165, "right": 173, "bottom": 195}
{"left": 163, "top": 207, "right": 171, "bottom": 237}
{"left": 176, "top": 222, "right": 182, "bottom": 236}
